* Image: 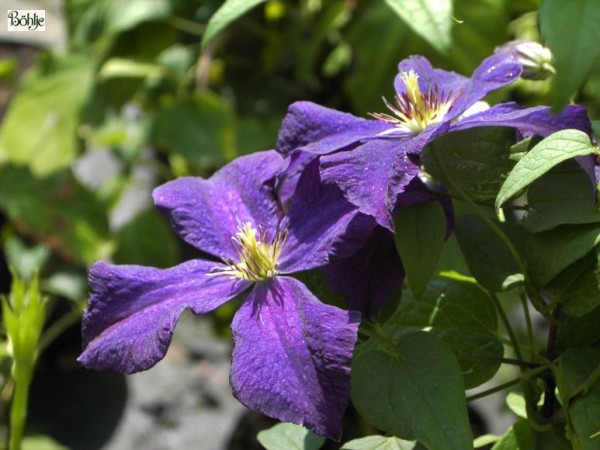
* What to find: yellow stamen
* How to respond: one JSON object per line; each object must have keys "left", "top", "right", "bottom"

{"left": 209, "top": 222, "right": 287, "bottom": 282}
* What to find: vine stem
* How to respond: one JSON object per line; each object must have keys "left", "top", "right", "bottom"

{"left": 490, "top": 292, "right": 525, "bottom": 366}
{"left": 467, "top": 363, "right": 551, "bottom": 402}
{"left": 9, "top": 363, "right": 33, "bottom": 450}
{"left": 541, "top": 305, "right": 560, "bottom": 418}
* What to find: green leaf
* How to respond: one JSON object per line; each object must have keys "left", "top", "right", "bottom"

{"left": 0, "top": 166, "right": 112, "bottom": 265}
{"left": 522, "top": 160, "right": 600, "bottom": 233}
{"left": 454, "top": 215, "right": 524, "bottom": 292}
{"left": 496, "top": 130, "right": 595, "bottom": 212}
{"left": 256, "top": 422, "right": 325, "bottom": 450}
{"left": 341, "top": 435, "right": 418, "bottom": 450}
{"left": 113, "top": 209, "right": 178, "bottom": 268}
{"left": 385, "top": 273, "right": 503, "bottom": 388}
{"left": 557, "top": 348, "right": 600, "bottom": 450}
{"left": 422, "top": 127, "right": 517, "bottom": 204}
{"left": 383, "top": 0, "right": 452, "bottom": 55}
{"left": 545, "top": 253, "right": 600, "bottom": 317}
{"left": 22, "top": 435, "right": 69, "bottom": 450}
{"left": 540, "top": 0, "right": 600, "bottom": 108}
{"left": 393, "top": 201, "right": 446, "bottom": 298}
{"left": 4, "top": 235, "right": 51, "bottom": 282}
{"left": 351, "top": 332, "right": 471, "bottom": 450}
{"left": 0, "top": 55, "right": 94, "bottom": 176}
{"left": 98, "top": 58, "right": 166, "bottom": 79}
{"left": 525, "top": 224, "right": 600, "bottom": 287}
{"left": 202, "top": 0, "right": 267, "bottom": 47}
{"left": 490, "top": 419, "right": 572, "bottom": 450}
{"left": 153, "top": 93, "right": 235, "bottom": 166}
{"left": 557, "top": 305, "right": 600, "bottom": 351}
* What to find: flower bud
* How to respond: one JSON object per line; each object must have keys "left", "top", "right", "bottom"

{"left": 495, "top": 40, "right": 555, "bottom": 80}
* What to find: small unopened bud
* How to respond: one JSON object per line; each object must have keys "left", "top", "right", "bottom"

{"left": 495, "top": 40, "right": 555, "bottom": 81}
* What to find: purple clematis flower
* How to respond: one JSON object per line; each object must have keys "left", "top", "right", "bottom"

{"left": 78, "top": 151, "right": 364, "bottom": 440}
{"left": 276, "top": 51, "right": 592, "bottom": 229}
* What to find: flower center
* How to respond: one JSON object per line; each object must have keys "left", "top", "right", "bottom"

{"left": 370, "top": 70, "right": 459, "bottom": 136}
{"left": 210, "top": 222, "right": 287, "bottom": 281}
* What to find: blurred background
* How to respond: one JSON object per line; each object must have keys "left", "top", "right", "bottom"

{"left": 0, "top": 0, "right": 596, "bottom": 448}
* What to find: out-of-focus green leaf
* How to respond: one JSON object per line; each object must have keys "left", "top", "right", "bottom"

{"left": 98, "top": 58, "right": 165, "bottom": 79}
{"left": 540, "top": 0, "right": 600, "bottom": 108}
{"left": 496, "top": 130, "right": 595, "bottom": 212}
{"left": 384, "top": 0, "right": 452, "bottom": 55}
{"left": 0, "top": 166, "right": 112, "bottom": 265}
{"left": 341, "top": 435, "right": 418, "bottom": 450}
{"left": 0, "top": 56, "right": 94, "bottom": 176}
{"left": 22, "top": 434, "right": 69, "bottom": 450}
{"left": 257, "top": 422, "right": 325, "bottom": 450}
{"left": 43, "top": 272, "right": 87, "bottom": 303}
{"left": 202, "top": 0, "right": 267, "bottom": 47}
{"left": 393, "top": 201, "right": 446, "bottom": 298}
{"left": 352, "top": 332, "right": 471, "bottom": 450}
{"left": 153, "top": 93, "right": 235, "bottom": 167}
{"left": 4, "top": 235, "right": 51, "bottom": 282}
{"left": 113, "top": 209, "right": 178, "bottom": 268}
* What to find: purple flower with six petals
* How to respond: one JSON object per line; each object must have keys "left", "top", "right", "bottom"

{"left": 78, "top": 151, "right": 363, "bottom": 440}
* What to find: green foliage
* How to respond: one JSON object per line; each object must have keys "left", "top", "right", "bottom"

{"left": 0, "top": 55, "right": 94, "bottom": 176}
{"left": 557, "top": 349, "right": 600, "bottom": 450}
{"left": 385, "top": 273, "right": 503, "bottom": 388}
{"left": 341, "top": 435, "right": 419, "bottom": 450}
{"left": 496, "top": 129, "right": 596, "bottom": 211}
{"left": 257, "top": 422, "right": 325, "bottom": 450}
{"left": 393, "top": 200, "right": 446, "bottom": 298}
{"left": 540, "top": 0, "right": 600, "bottom": 108}
{"left": 423, "top": 127, "right": 517, "bottom": 204}
{"left": 202, "top": 0, "right": 267, "bottom": 47}
{"left": 455, "top": 215, "right": 524, "bottom": 291}
{"left": 352, "top": 332, "right": 471, "bottom": 450}
{"left": 383, "top": 0, "right": 453, "bottom": 55}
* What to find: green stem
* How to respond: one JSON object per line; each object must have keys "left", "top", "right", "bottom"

{"left": 467, "top": 363, "right": 551, "bottom": 402}
{"left": 9, "top": 364, "right": 33, "bottom": 450}
{"left": 519, "top": 288, "right": 536, "bottom": 360}
{"left": 38, "top": 308, "right": 82, "bottom": 354}
{"left": 490, "top": 292, "right": 525, "bottom": 365}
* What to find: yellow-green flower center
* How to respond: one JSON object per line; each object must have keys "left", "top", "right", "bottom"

{"left": 210, "top": 222, "right": 287, "bottom": 281}
{"left": 370, "top": 70, "right": 459, "bottom": 135}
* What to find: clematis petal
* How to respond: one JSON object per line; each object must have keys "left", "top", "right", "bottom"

{"left": 320, "top": 139, "right": 423, "bottom": 229}
{"left": 78, "top": 260, "right": 250, "bottom": 374}
{"left": 395, "top": 55, "right": 468, "bottom": 95}
{"left": 230, "top": 276, "right": 359, "bottom": 440}
{"left": 451, "top": 103, "right": 592, "bottom": 137}
{"left": 323, "top": 226, "right": 404, "bottom": 317}
{"left": 153, "top": 151, "right": 284, "bottom": 261}
{"left": 279, "top": 159, "right": 375, "bottom": 273}
{"left": 276, "top": 101, "right": 392, "bottom": 157}
{"left": 446, "top": 51, "right": 522, "bottom": 121}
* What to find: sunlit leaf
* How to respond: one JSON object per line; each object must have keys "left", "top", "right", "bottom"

{"left": 202, "top": 0, "right": 267, "bottom": 47}
{"left": 384, "top": 0, "right": 452, "bottom": 55}
{"left": 496, "top": 130, "right": 595, "bottom": 212}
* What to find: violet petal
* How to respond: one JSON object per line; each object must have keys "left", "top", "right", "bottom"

{"left": 279, "top": 159, "right": 375, "bottom": 273}
{"left": 451, "top": 103, "right": 592, "bottom": 137}
{"left": 230, "top": 276, "right": 359, "bottom": 440}
{"left": 79, "top": 260, "right": 250, "bottom": 373}
{"left": 276, "top": 101, "right": 392, "bottom": 157}
{"left": 323, "top": 227, "right": 404, "bottom": 317}
{"left": 320, "top": 140, "right": 422, "bottom": 229}
{"left": 153, "top": 151, "right": 284, "bottom": 260}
